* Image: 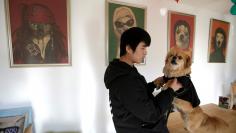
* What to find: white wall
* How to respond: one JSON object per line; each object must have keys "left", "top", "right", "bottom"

{"left": 0, "top": 0, "right": 235, "bottom": 133}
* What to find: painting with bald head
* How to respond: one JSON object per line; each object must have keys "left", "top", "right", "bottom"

{"left": 107, "top": 1, "right": 146, "bottom": 63}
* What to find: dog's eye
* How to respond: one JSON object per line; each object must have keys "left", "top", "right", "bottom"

{"left": 178, "top": 56, "right": 183, "bottom": 59}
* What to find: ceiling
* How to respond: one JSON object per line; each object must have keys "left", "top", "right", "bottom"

{"left": 174, "top": 0, "right": 233, "bottom": 14}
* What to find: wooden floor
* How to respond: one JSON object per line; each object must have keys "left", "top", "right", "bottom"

{"left": 167, "top": 103, "right": 236, "bottom": 133}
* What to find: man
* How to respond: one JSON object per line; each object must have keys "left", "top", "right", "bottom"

{"left": 104, "top": 27, "right": 182, "bottom": 133}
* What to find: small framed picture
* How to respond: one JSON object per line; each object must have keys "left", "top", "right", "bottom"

{"left": 168, "top": 11, "right": 195, "bottom": 58}
{"left": 106, "top": 0, "right": 146, "bottom": 64}
{"left": 218, "top": 96, "right": 230, "bottom": 109}
{"left": 5, "top": 0, "right": 71, "bottom": 67}
{"left": 208, "top": 19, "right": 230, "bottom": 63}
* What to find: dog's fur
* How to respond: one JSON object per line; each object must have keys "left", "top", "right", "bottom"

{"left": 162, "top": 48, "right": 200, "bottom": 107}
{"left": 163, "top": 48, "right": 191, "bottom": 78}
{"left": 173, "top": 97, "right": 229, "bottom": 133}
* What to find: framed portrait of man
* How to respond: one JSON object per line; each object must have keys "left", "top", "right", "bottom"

{"left": 106, "top": 0, "right": 146, "bottom": 64}
{"left": 5, "top": 0, "right": 71, "bottom": 67}
{"left": 208, "top": 19, "right": 230, "bottom": 63}
{"left": 168, "top": 11, "right": 195, "bottom": 58}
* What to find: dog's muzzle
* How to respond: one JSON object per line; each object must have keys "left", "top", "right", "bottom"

{"left": 171, "top": 56, "right": 177, "bottom": 65}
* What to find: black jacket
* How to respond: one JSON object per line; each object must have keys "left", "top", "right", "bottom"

{"left": 163, "top": 75, "right": 200, "bottom": 107}
{"left": 104, "top": 59, "right": 175, "bottom": 133}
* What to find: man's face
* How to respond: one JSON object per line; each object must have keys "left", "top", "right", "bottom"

{"left": 130, "top": 42, "right": 147, "bottom": 64}
{"left": 29, "top": 23, "right": 52, "bottom": 39}
{"left": 216, "top": 33, "right": 224, "bottom": 48}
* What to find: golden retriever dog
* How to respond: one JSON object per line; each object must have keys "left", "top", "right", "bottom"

{"left": 173, "top": 97, "right": 229, "bottom": 133}
{"left": 162, "top": 48, "right": 200, "bottom": 107}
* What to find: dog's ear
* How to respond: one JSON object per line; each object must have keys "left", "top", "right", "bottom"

{"left": 165, "top": 56, "right": 169, "bottom": 64}
{"left": 165, "top": 52, "right": 171, "bottom": 64}
{"left": 185, "top": 55, "right": 192, "bottom": 68}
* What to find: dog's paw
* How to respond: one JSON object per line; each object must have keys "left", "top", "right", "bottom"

{"left": 153, "top": 76, "right": 165, "bottom": 88}
{"left": 161, "top": 79, "right": 174, "bottom": 90}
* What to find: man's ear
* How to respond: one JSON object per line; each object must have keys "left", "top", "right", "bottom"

{"left": 126, "top": 45, "right": 133, "bottom": 54}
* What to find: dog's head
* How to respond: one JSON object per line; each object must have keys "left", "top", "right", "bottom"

{"left": 174, "top": 20, "right": 190, "bottom": 49}
{"left": 163, "top": 48, "right": 192, "bottom": 77}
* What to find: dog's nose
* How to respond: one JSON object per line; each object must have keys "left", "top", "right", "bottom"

{"left": 173, "top": 56, "right": 177, "bottom": 60}
{"left": 171, "top": 56, "right": 177, "bottom": 65}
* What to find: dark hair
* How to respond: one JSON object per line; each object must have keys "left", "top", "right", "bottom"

{"left": 214, "top": 27, "right": 226, "bottom": 48}
{"left": 120, "top": 27, "right": 151, "bottom": 56}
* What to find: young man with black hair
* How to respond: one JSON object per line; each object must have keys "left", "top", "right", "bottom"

{"left": 104, "top": 27, "right": 182, "bottom": 133}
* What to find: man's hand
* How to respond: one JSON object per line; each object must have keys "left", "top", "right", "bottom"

{"left": 161, "top": 78, "right": 182, "bottom": 91}
{"left": 153, "top": 76, "right": 164, "bottom": 88}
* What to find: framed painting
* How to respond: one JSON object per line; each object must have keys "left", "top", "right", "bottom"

{"left": 208, "top": 19, "right": 230, "bottom": 63}
{"left": 5, "top": 0, "right": 71, "bottom": 67}
{"left": 168, "top": 11, "right": 195, "bottom": 58}
{"left": 106, "top": 0, "right": 146, "bottom": 64}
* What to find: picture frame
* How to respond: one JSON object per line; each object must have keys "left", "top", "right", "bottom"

{"left": 168, "top": 11, "right": 195, "bottom": 58}
{"left": 106, "top": 0, "right": 146, "bottom": 64}
{"left": 218, "top": 96, "right": 230, "bottom": 109}
{"left": 5, "top": 0, "right": 71, "bottom": 67}
{"left": 208, "top": 19, "right": 230, "bottom": 63}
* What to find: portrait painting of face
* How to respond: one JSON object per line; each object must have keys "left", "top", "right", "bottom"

{"left": 168, "top": 11, "right": 195, "bottom": 59}
{"left": 113, "top": 6, "right": 137, "bottom": 40}
{"left": 208, "top": 19, "right": 230, "bottom": 63}
{"left": 174, "top": 20, "right": 190, "bottom": 49}
{"left": 107, "top": 1, "right": 146, "bottom": 63}
{"left": 6, "top": 0, "right": 71, "bottom": 67}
